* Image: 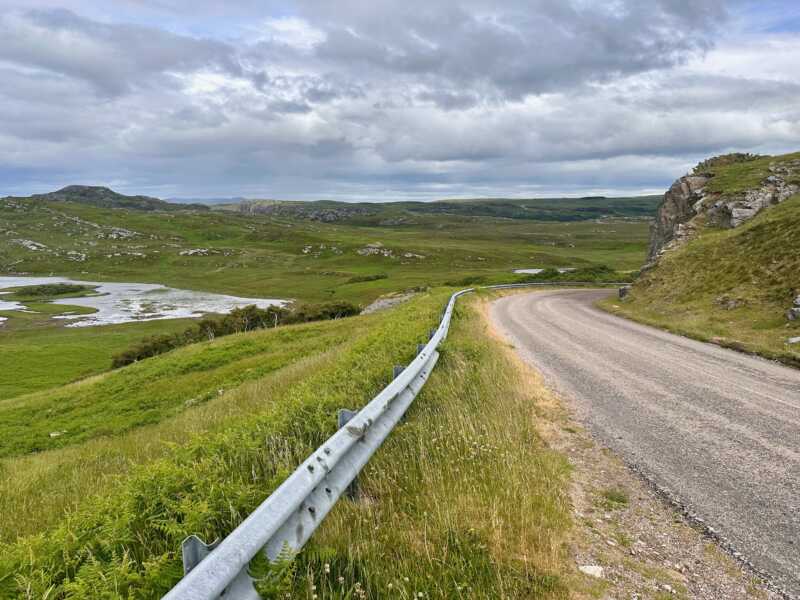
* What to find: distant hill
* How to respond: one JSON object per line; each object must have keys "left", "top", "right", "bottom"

{"left": 228, "top": 195, "right": 661, "bottom": 224}
{"left": 166, "top": 196, "right": 248, "bottom": 205}
{"left": 609, "top": 151, "right": 800, "bottom": 365}
{"left": 7, "top": 186, "right": 210, "bottom": 212}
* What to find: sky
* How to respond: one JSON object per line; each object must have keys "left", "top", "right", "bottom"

{"left": 0, "top": 0, "right": 798, "bottom": 201}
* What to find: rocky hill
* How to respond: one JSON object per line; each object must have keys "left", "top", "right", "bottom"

{"left": 647, "top": 153, "right": 800, "bottom": 265}
{"left": 7, "top": 185, "right": 209, "bottom": 212}
{"left": 610, "top": 151, "right": 800, "bottom": 364}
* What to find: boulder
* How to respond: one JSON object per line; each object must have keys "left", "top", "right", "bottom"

{"left": 618, "top": 285, "right": 631, "bottom": 299}
{"left": 787, "top": 308, "right": 800, "bottom": 321}
{"left": 787, "top": 337, "right": 800, "bottom": 345}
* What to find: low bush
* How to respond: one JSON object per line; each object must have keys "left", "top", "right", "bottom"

{"left": 515, "top": 264, "right": 631, "bottom": 284}
{"left": 111, "top": 301, "right": 360, "bottom": 368}
{"left": 346, "top": 273, "right": 388, "bottom": 284}
{"left": 444, "top": 275, "right": 487, "bottom": 286}
{"left": 7, "top": 283, "right": 92, "bottom": 298}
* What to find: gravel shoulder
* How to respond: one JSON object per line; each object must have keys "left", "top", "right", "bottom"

{"left": 488, "top": 289, "right": 800, "bottom": 599}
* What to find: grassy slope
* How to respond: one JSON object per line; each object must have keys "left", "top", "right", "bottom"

{"left": 604, "top": 168, "right": 800, "bottom": 364}
{"left": 0, "top": 320, "right": 353, "bottom": 457}
{"left": 0, "top": 310, "right": 194, "bottom": 399}
{"left": 0, "top": 292, "right": 576, "bottom": 599}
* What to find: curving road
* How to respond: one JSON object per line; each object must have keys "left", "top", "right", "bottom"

{"left": 491, "top": 289, "right": 800, "bottom": 597}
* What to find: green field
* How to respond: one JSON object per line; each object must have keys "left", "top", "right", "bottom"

{"left": 0, "top": 194, "right": 654, "bottom": 399}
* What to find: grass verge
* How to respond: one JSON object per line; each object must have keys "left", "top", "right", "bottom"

{"left": 0, "top": 291, "right": 574, "bottom": 599}
{"left": 602, "top": 194, "right": 800, "bottom": 366}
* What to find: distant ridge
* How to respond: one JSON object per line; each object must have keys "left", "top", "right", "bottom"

{"left": 10, "top": 185, "right": 209, "bottom": 212}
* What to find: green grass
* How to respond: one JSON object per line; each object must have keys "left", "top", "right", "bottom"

{"left": 0, "top": 199, "right": 651, "bottom": 303}
{"left": 0, "top": 292, "right": 576, "bottom": 599}
{"left": 0, "top": 196, "right": 652, "bottom": 400}
{"left": 699, "top": 152, "right": 800, "bottom": 195}
{"left": 0, "top": 312, "right": 195, "bottom": 399}
{"left": 0, "top": 321, "right": 353, "bottom": 458}
{"left": 598, "top": 488, "right": 629, "bottom": 510}
{"left": 605, "top": 189, "right": 800, "bottom": 365}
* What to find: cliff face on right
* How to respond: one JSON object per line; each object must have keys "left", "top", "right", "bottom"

{"left": 607, "top": 151, "right": 800, "bottom": 365}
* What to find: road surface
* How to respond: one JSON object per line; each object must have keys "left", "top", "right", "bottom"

{"left": 491, "top": 289, "right": 800, "bottom": 597}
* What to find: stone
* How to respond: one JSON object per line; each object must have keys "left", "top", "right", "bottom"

{"left": 787, "top": 337, "right": 800, "bottom": 345}
{"left": 618, "top": 285, "right": 631, "bottom": 299}
{"left": 794, "top": 295, "right": 800, "bottom": 307}
{"left": 787, "top": 308, "right": 800, "bottom": 321}
{"left": 715, "top": 295, "right": 745, "bottom": 310}
{"left": 578, "top": 565, "right": 604, "bottom": 578}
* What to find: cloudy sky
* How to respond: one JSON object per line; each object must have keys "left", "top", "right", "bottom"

{"left": 0, "top": 1, "right": 798, "bottom": 200}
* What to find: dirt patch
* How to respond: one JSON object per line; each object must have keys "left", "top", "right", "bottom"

{"left": 479, "top": 295, "right": 779, "bottom": 600}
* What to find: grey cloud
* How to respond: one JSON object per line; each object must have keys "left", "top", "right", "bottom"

{"left": 303, "top": 0, "right": 728, "bottom": 102}
{"left": 0, "top": 8, "right": 241, "bottom": 96}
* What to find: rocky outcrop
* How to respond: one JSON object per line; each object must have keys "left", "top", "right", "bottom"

{"left": 647, "top": 157, "right": 800, "bottom": 266}
{"left": 647, "top": 175, "right": 709, "bottom": 263}
{"left": 239, "top": 201, "right": 375, "bottom": 222}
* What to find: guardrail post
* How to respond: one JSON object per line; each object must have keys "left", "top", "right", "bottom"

{"left": 393, "top": 365, "right": 406, "bottom": 378}
{"left": 181, "top": 535, "right": 220, "bottom": 575}
{"left": 338, "top": 409, "right": 359, "bottom": 500}
{"left": 417, "top": 343, "right": 426, "bottom": 355}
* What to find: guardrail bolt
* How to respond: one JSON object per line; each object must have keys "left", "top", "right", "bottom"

{"left": 338, "top": 409, "right": 360, "bottom": 500}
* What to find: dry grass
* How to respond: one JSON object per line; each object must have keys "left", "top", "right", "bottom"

{"left": 281, "top": 294, "right": 575, "bottom": 598}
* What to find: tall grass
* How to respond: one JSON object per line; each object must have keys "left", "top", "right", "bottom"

{"left": 0, "top": 291, "right": 573, "bottom": 598}
{"left": 282, "top": 295, "right": 573, "bottom": 599}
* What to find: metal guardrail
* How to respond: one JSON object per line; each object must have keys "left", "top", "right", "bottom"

{"left": 162, "top": 282, "right": 625, "bottom": 599}
{"left": 163, "top": 288, "right": 474, "bottom": 600}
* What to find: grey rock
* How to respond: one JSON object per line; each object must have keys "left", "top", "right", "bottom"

{"left": 578, "top": 565, "right": 604, "bottom": 578}
{"left": 647, "top": 174, "right": 710, "bottom": 263}
{"left": 787, "top": 308, "right": 800, "bottom": 321}
{"left": 716, "top": 295, "right": 745, "bottom": 311}
{"left": 794, "top": 295, "right": 800, "bottom": 308}
{"left": 619, "top": 285, "right": 631, "bottom": 299}
{"left": 787, "top": 336, "right": 800, "bottom": 345}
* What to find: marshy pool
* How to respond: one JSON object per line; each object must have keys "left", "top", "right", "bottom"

{"left": 0, "top": 276, "right": 287, "bottom": 327}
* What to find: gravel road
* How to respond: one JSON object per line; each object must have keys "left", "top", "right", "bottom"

{"left": 491, "top": 289, "right": 800, "bottom": 597}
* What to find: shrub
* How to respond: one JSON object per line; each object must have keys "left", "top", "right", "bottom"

{"left": 515, "top": 264, "right": 631, "bottom": 284}
{"left": 111, "top": 302, "right": 359, "bottom": 368}
{"left": 444, "top": 275, "right": 487, "bottom": 287}
{"left": 346, "top": 273, "right": 388, "bottom": 284}
{"left": 9, "top": 283, "right": 91, "bottom": 298}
